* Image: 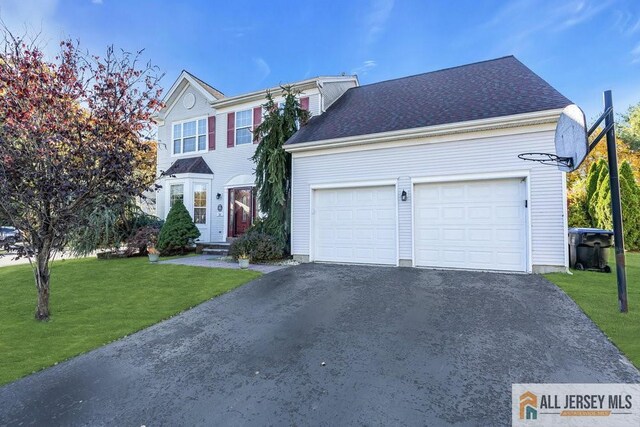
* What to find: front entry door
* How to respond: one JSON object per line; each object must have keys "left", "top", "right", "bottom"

{"left": 228, "top": 187, "right": 255, "bottom": 238}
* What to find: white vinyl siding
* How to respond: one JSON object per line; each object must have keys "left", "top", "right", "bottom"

{"left": 290, "top": 127, "right": 567, "bottom": 270}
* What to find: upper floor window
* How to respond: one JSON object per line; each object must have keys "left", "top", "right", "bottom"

{"left": 173, "top": 118, "right": 207, "bottom": 155}
{"left": 235, "top": 110, "right": 252, "bottom": 145}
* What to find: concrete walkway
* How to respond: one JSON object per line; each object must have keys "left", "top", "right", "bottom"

{"left": 159, "top": 254, "right": 290, "bottom": 274}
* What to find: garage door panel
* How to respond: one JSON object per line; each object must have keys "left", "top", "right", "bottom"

{"left": 468, "top": 206, "right": 492, "bottom": 219}
{"left": 495, "top": 205, "right": 522, "bottom": 219}
{"left": 376, "top": 209, "right": 395, "bottom": 221}
{"left": 468, "top": 251, "right": 493, "bottom": 264}
{"left": 313, "top": 186, "right": 397, "bottom": 265}
{"left": 496, "top": 227, "right": 524, "bottom": 243}
{"left": 468, "top": 228, "right": 492, "bottom": 241}
{"left": 443, "top": 185, "right": 465, "bottom": 199}
{"left": 354, "top": 190, "right": 373, "bottom": 202}
{"left": 417, "top": 227, "right": 440, "bottom": 241}
{"left": 468, "top": 186, "right": 493, "bottom": 201}
{"left": 418, "top": 208, "right": 439, "bottom": 220}
{"left": 442, "top": 228, "right": 465, "bottom": 241}
{"left": 497, "top": 250, "right": 524, "bottom": 265}
{"left": 414, "top": 178, "right": 527, "bottom": 272}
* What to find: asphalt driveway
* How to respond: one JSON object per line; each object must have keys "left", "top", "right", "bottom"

{"left": 1, "top": 264, "right": 638, "bottom": 425}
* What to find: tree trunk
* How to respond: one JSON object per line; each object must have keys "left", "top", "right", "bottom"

{"left": 34, "top": 246, "right": 52, "bottom": 321}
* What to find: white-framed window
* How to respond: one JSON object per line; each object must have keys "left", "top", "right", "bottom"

{"left": 193, "top": 183, "right": 207, "bottom": 224}
{"left": 172, "top": 118, "right": 207, "bottom": 155}
{"left": 235, "top": 109, "right": 252, "bottom": 145}
{"left": 170, "top": 184, "right": 184, "bottom": 207}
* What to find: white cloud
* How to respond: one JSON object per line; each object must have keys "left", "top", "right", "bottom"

{"left": 363, "top": 0, "right": 394, "bottom": 47}
{"left": 351, "top": 60, "right": 377, "bottom": 76}
{"left": 613, "top": 10, "right": 640, "bottom": 36}
{"left": 253, "top": 57, "right": 271, "bottom": 81}
{"left": 481, "top": 0, "right": 612, "bottom": 55}
{"left": 554, "top": 0, "right": 613, "bottom": 31}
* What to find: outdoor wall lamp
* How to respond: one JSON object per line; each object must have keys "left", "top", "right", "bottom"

{"left": 216, "top": 193, "right": 222, "bottom": 200}
{"left": 401, "top": 190, "right": 407, "bottom": 202}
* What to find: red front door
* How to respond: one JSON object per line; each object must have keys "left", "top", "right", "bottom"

{"left": 228, "top": 187, "right": 255, "bottom": 237}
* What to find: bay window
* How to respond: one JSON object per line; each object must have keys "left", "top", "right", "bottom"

{"left": 193, "top": 183, "right": 207, "bottom": 224}
{"left": 170, "top": 184, "right": 184, "bottom": 207}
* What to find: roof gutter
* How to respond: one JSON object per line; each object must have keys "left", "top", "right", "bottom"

{"left": 284, "top": 108, "right": 564, "bottom": 153}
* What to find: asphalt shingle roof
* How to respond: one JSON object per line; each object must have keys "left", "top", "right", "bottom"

{"left": 286, "top": 56, "right": 571, "bottom": 145}
{"left": 184, "top": 71, "right": 225, "bottom": 99}
{"left": 163, "top": 157, "right": 213, "bottom": 176}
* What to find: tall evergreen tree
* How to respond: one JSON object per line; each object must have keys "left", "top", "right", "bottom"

{"left": 586, "top": 159, "right": 604, "bottom": 225}
{"left": 251, "top": 87, "right": 310, "bottom": 252}
{"left": 567, "top": 177, "right": 590, "bottom": 227}
{"left": 594, "top": 162, "right": 612, "bottom": 230}
{"left": 620, "top": 161, "right": 640, "bottom": 250}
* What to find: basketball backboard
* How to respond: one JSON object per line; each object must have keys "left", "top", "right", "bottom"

{"left": 554, "top": 104, "right": 589, "bottom": 172}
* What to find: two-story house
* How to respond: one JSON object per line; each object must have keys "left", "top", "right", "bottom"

{"left": 154, "top": 71, "right": 358, "bottom": 243}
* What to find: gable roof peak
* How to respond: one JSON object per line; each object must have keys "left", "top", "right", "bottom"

{"left": 159, "top": 70, "right": 224, "bottom": 114}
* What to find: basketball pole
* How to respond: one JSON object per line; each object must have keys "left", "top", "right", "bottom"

{"left": 603, "top": 90, "right": 628, "bottom": 313}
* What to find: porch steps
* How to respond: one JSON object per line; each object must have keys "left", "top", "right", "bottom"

{"left": 196, "top": 242, "right": 231, "bottom": 257}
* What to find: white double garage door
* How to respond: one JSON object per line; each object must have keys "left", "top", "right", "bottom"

{"left": 312, "top": 178, "right": 528, "bottom": 272}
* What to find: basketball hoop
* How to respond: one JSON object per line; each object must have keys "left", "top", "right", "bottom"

{"left": 517, "top": 93, "right": 628, "bottom": 313}
{"left": 517, "top": 152, "right": 573, "bottom": 169}
{"left": 517, "top": 104, "right": 588, "bottom": 172}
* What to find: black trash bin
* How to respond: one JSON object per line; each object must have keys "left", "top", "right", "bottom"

{"left": 568, "top": 228, "right": 613, "bottom": 273}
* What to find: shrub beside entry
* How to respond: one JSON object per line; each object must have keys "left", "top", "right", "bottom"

{"left": 229, "top": 230, "right": 284, "bottom": 262}
{"left": 157, "top": 200, "right": 200, "bottom": 255}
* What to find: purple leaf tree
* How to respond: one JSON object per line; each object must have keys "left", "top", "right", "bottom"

{"left": 0, "top": 28, "right": 163, "bottom": 320}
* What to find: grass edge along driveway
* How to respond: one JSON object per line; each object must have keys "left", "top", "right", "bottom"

{"left": 545, "top": 252, "right": 640, "bottom": 369}
{"left": 0, "top": 256, "right": 260, "bottom": 386}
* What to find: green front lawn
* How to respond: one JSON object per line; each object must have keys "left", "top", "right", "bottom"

{"left": 546, "top": 252, "right": 640, "bottom": 368}
{"left": 0, "top": 257, "right": 260, "bottom": 385}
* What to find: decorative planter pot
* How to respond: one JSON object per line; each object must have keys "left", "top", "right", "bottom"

{"left": 238, "top": 258, "right": 249, "bottom": 269}
{"left": 148, "top": 253, "right": 160, "bottom": 263}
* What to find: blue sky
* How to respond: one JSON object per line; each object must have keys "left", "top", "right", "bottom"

{"left": 1, "top": 0, "right": 639, "bottom": 120}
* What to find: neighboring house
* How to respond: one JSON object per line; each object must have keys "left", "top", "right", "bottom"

{"left": 154, "top": 71, "right": 358, "bottom": 243}
{"left": 285, "top": 56, "right": 572, "bottom": 273}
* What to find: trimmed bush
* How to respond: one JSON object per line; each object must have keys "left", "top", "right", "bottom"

{"left": 157, "top": 200, "right": 200, "bottom": 255}
{"left": 229, "top": 230, "right": 284, "bottom": 262}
